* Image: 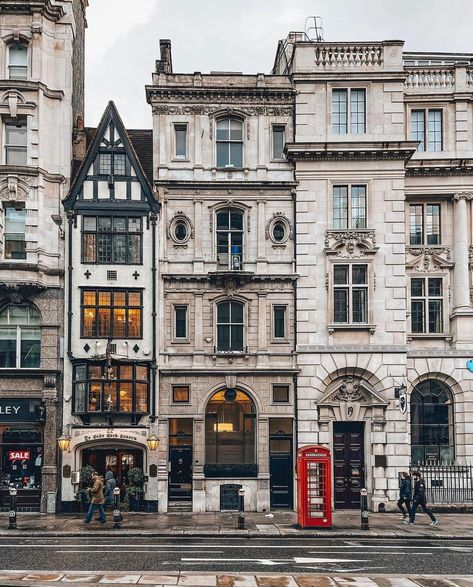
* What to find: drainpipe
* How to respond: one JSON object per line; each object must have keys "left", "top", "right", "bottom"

{"left": 150, "top": 211, "right": 158, "bottom": 419}
{"left": 66, "top": 211, "right": 74, "bottom": 357}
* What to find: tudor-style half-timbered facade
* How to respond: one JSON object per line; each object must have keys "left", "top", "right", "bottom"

{"left": 60, "top": 102, "right": 160, "bottom": 511}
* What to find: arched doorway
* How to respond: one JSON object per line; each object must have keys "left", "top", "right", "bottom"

{"left": 411, "top": 380, "right": 454, "bottom": 463}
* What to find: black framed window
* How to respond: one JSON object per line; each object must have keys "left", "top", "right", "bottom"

{"left": 205, "top": 389, "right": 256, "bottom": 466}
{"left": 81, "top": 289, "right": 142, "bottom": 338}
{"left": 411, "top": 380, "right": 454, "bottom": 464}
{"left": 410, "top": 277, "right": 443, "bottom": 334}
{"left": 272, "top": 384, "right": 290, "bottom": 403}
{"left": 216, "top": 301, "right": 244, "bottom": 352}
{"left": 409, "top": 204, "right": 441, "bottom": 245}
{"left": 73, "top": 362, "right": 149, "bottom": 414}
{"left": 82, "top": 216, "right": 142, "bottom": 264}
{"left": 333, "top": 185, "right": 367, "bottom": 229}
{"left": 98, "top": 151, "right": 128, "bottom": 175}
{"left": 273, "top": 306, "right": 286, "bottom": 340}
{"left": 216, "top": 208, "right": 243, "bottom": 270}
{"left": 172, "top": 385, "right": 190, "bottom": 403}
{"left": 411, "top": 109, "right": 442, "bottom": 152}
{"left": 272, "top": 125, "right": 285, "bottom": 159}
{"left": 333, "top": 264, "right": 368, "bottom": 324}
{"left": 8, "top": 42, "right": 28, "bottom": 80}
{"left": 332, "top": 88, "right": 366, "bottom": 134}
{"left": 0, "top": 305, "right": 41, "bottom": 368}
{"left": 216, "top": 118, "right": 243, "bottom": 167}
{"left": 4, "top": 207, "right": 26, "bottom": 260}
{"left": 174, "top": 305, "right": 188, "bottom": 340}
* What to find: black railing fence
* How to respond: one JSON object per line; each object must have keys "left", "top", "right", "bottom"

{"left": 407, "top": 463, "right": 473, "bottom": 504}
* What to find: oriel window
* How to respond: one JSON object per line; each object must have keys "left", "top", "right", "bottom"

{"left": 4, "top": 207, "right": 26, "bottom": 260}
{"left": 0, "top": 305, "right": 41, "bottom": 368}
{"left": 81, "top": 289, "right": 142, "bottom": 339}
{"left": 8, "top": 42, "right": 28, "bottom": 80}
{"left": 4, "top": 118, "right": 27, "bottom": 165}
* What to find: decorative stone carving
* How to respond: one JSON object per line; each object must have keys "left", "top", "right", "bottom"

{"left": 333, "top": 377, "right": 366, "bottom": 402}
{"left": 265, "top": 212, "right": 293, "bottom": 244}
{"left": 453, "top": 192, "right": 473, "bottom": 201}
{"left": 406, "top": 246, "right": 453, "bottom": 272}
{"left": 469, "top": 245, "right": 473, "bottom": 270}
{"left": 324, "top": 229, "right": 377, "bottom": 258}
{"left": 151, "top": 103, "right": 292, "bottom": 117}
{"left": 0, "top": 174, "right": 30, "bottom": 202}
{"left": 166, "top": 211, "right": 194, "bottom": 244}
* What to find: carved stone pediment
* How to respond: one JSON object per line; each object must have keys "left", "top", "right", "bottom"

{"left": 324, "top": 229, "right": 377, "bottom": 258}
{"left": 406, "top": 246, "right": 453, "bottom": 272}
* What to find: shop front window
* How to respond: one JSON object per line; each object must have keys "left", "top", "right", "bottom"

{"left": 0, "top": 305, "right": 41, "bottom": 368}
{"left": 411, "top": 380, "right": 454, "bottom": 464}
{"left": 0, "top": 428, "right": 42, "bottom": 490}
{"left": 205, "top": 389, "right": 256, "bottom": 477}
{"left": 73, "top": 362, "right": 150, "bottom": 415}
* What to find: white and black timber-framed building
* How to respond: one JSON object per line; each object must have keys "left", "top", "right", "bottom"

{"left": 60, "top": 101, "right": 161, "bottom": 512}
{"left": 146, "top": 41, "right": 298, "bottom": 512}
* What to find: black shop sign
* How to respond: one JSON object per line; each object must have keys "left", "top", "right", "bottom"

{"left": 0, "top": 399, "right": 43, "bottom": 423}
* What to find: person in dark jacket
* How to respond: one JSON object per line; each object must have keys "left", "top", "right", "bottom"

{"left": 397, "top": 472, "right": 411, "bottom": 518}
{"left": 103, "top": 471, "right": 117, "bottom": 510}
{"left": 405, "top": 471, "right": 438, "bottom": 526}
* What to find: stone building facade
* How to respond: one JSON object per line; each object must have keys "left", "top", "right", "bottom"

{"left": 146, "top": 41, "right": 298, "bottom": 512}
{"left": 0, "top": 0, "right": 86, "bottom": 512}
{"left": 273, "top": 36, "right": 473, "bottom": 510}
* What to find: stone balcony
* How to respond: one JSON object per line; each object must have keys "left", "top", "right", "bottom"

{"left": 404, "top": 65, "right": 473, "bottom": 93}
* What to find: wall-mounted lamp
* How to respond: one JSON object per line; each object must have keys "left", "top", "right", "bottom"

{"left": 57, "top": 431, "right": 71, "bottom": 452}
{"left": 51, "top": 214, "right": 64, "bottom": 239}
{"left": 146, "top": 432, "right": 160, "bottom": 451}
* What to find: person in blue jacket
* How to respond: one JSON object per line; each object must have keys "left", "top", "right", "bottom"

{"left": 397, "top": 472, "right": 412, "bottom": 519}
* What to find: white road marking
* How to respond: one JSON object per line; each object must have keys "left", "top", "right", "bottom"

{"left": 0, "top": 543, "right": 451, "bottom": 549}
{"left": 294, "top": 557, "right": 370, "bottom": 564}
{"left": 57, "top": 549, "right": 224, "bottom": 554}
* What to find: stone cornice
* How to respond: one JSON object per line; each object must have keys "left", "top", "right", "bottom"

{"left": 156, "top": 180, "right": 297, "bottom": 193}
{"left": 406, "top": 159, "right": 473, "bottom": 176}
{"left": 0, "top": 80, "right": 64, "bottom": 100}
{"left": 0, "top": 0, "right": 64, "bottom": 21}
{"left": 285, "top": 141, "right": 418, "bottom": 162}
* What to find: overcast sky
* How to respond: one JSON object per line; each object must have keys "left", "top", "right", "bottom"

{"left": 84, "top": 0, "right": 473, "bottom": 129}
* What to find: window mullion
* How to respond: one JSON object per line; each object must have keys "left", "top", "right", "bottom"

{"left": 16, "top": 325, "right": 21, "bottom": 368}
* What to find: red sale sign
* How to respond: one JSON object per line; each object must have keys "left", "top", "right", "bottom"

{"left": 8, "top": 451, "right": 30, "bottom": 461}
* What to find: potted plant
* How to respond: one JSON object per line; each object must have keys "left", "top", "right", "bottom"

{"left": 124, "top": 467, "right": 144, "bottom": 511}
{"left": 76, "top": 465, "right": 94, "bottom": 513}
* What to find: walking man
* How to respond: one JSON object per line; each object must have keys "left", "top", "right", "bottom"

{"left": 397, "top": 472, "right": 411, "bottom": 519}
{"left": 84, "top": 471, "right": 106, "bottom": 524}
{"left": 405, "top": 471, "right": 438, "bottom": 526}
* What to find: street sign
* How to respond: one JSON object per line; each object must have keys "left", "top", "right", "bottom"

{"left": 466, "top": 360, "right": 473, "bottom": 373}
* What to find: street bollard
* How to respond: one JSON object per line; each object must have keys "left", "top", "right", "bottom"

{"left": 8, "top": 487, "right": 17, "bottom": 530}
{"left": 237, "top": 488, "right": 245, "bottom": 529}
{"left": 360, "top": 488, "right": 369, "bottom": 530}
{"left": 113, "top": 487, "right": 121, "bottom": 529}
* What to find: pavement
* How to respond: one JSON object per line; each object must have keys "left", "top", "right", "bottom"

{"left": 0, "top": 511, "right": 472, "bottom": 538}
{"left": 0, "top": 572, "right": 471, "bottom": 586}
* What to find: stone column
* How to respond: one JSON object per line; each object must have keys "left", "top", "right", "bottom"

{"left": 41, "top": 388, "right": 58, "bottom": 513}
{"left": 453, "top": 192, "right": 472, "bottom": 312}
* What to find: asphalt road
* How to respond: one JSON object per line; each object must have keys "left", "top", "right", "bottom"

{"left": 1, "top": 536, "right": 473, "bottom": 575}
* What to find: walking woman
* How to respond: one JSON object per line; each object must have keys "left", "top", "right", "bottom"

{"left": 398, "top": 472, "right": 411, "bottom": 519}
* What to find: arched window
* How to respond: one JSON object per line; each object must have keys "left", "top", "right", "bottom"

{"left": 216, "top": 118, "right": 243, "bottom": 168}
{"left": 216, "top": 301, "right": 244, "bottom": 352}
{"left": 205, "top": 388, "right": 256, "bottom": 468}
{"left": 0, "top": 305, "right": 41, "bottom": 368}
{"left": 411, "top": 380, "right": 454, "bottom": 464}
{"left": 216, "top": 208, "right": 243, "bottom": 270}
{"left": 8, "top": 42, "right": 28, "bottom": 80}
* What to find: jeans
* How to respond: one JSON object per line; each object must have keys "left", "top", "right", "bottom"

{"left": 397, "top": 496, "right": 410, "bottom": 515}
{"left": 409, "top": 498, "right": 436, "bottom": 523}
{"left": 84, "top": 503, "right": 106, "bottom": 523}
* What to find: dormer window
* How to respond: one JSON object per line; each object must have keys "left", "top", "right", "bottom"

{"left": 8, "top": 42, "right": 28, "bottom": 80}
{"left": 216, "top": 118, "right": 243, "bottom": 168}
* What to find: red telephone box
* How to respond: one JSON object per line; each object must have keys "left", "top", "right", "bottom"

{"left": 297, "top": 445, "right": 332, "bottom": 528}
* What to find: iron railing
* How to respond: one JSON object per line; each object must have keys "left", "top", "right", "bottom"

{"left": 408, "top": 463, "right": 473, "bottom": 504}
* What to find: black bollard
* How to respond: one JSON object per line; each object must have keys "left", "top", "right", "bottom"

{"left": 360, "top": 488, "right": 369, "bottom": 530}
{"left": 113, "top": 487, "right": 121, "bottom": 529}
{"left": 237, "top": 488, "right": 245, "bottom": 529}
{"left": 8, "top": 488, "right": 17, "bottom": 530}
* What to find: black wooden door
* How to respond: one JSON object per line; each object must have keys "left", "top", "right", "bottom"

{"left": 270, "top": 454, "right": 293, "bottom": 509}
{"left": 168, "top": 447, "right": 192, "bottom": 502}
{"left": 333, "top": 422, "right": 365, "bottom": 509}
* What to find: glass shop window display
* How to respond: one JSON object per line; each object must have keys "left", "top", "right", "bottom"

{"left": 0, "top": 428, "right": 43, "bottom": 489}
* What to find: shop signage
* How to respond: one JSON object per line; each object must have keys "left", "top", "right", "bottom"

{"left": 0, "top": 399, "right": 43, "bottom": 423}
{"left": 72, "top": 428, "right": 148, "bottom": 446}
{"left": 8, "top": 450, "right": 31, "bottom": 461}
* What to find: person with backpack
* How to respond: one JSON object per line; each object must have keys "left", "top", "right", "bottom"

{"left": 405, "top": 471, "right": 438, "bottom": 526}
{"left": 104, "top": 470, "right": 117, "bottom": 510}
{"left": 397, "top": 471, "right": 412, "bottom": 519}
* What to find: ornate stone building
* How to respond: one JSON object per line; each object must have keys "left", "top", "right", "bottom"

{"left": 146, "top": 41, "right": 297, "bottom": 512}
{"left": 273, "top": 35, "right": 473, "bottom": 510}
{"left": 0, "top": 0, "right": 86, "bottom": 512}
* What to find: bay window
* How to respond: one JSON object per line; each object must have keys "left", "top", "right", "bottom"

{"left": 0, "top": 305, "right": 41, "bottom": 368}
{"left": 81, "top": 289, "right": 142, "bottom": 338}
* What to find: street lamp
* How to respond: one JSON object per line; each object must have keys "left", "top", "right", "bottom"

{"left": 146, "top": 432, "right": 159, "bottom": 451}
{"left": 57, "top": 432, "right": 71, "bottom": 452}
